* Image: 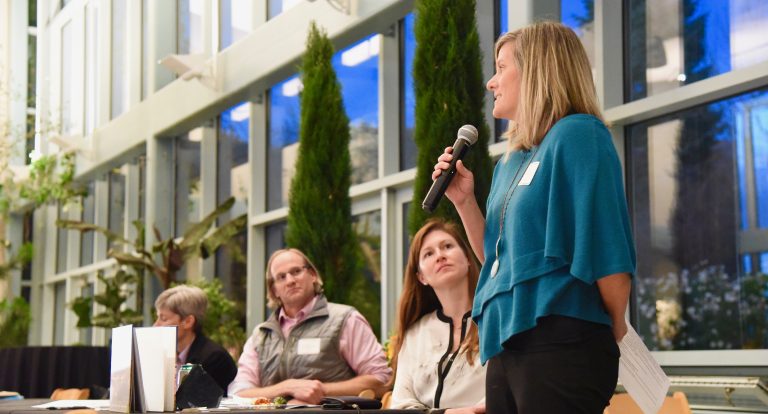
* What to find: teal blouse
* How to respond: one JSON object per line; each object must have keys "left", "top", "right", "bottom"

{"left": 472, "top": 114, "right": 636, "bottom": 364}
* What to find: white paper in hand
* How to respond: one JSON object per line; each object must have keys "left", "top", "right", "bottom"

{"left": 617, "top": 324, "right": 670, "bottom": 414}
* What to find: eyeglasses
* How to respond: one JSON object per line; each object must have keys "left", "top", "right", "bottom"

{"left": 273, "top": 265, "right": 309, "bottom": 284}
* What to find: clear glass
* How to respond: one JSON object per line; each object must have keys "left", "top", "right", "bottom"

{"left": 561, "top": 0, "right": 594, "bottom": 68}
{"left": 138, "top": 155, "right": 146, "bottom": 221}
{"left": 497, "top": 0, "right": 508, "bottom": 35}
{"left": 61, "top": 21, "right": 74, "bottom": 134}
{"left": 22, "top": 211, "right": 33, "bottom": 281}
{"left": 626, "top": 0, "right": 768, "bottom": 101}
{"left": 267, "top": 34, "right": 380, "bottom": 209}
{"left": 220, "top": 0, "right": 253, "bottom": 49}
{"left": 267, "top": 75, "right": 300, "bottom": 210}
{"left": 53, "top": 282, "right": 66, "bottom": 345}
{"left": 142, "top": 0, "right": 149, "bottom": 99}
{"left": 400, "top": 13, "right": 416, "bottom": 170}
{"left": 216, "top": 102, "right": 249, "bottom": 317}
{"left": 29, "top": 0, "right": 37, "bottom": 27}
{"left": 175, "top": 130, "right": 202, "bottom": 237}
{"left": 217, "top": 102, "right": 249, "bottom": 221}
{"left": 80, "top": 284, "right": 94, "bottom": 344}
{"left": 111, "top": 0, "right": 128, "bottom": 119}
{"left": 337, "top": 34, "right": 379, "bottom": 184}
{"left": 352, "top": 210, "right": 382, "bottom": 338}
{"left": 56, "top": 203, "right": 69, "bottom": 273}
{"left": 108, "top": 168, "right": 126, "bottom": 253}
{"left": 268, "top": 0, "right": 302, "bottom": 19}
{"left": 628, "top": 87, "right": 768, "bottom": 350}
{"left": 80, "top": 182, "right": 95, "bottom": 266}
{"left": 27, "top": 34, "right": 36, "bottom": 109}
{"left": 85, "top": 2, "right": 98, "bottom": 133}
{"left": 265, "top": 221, "right": 287, "bottom": 317}
{"left": 178, "top": 0, "right": 204, "bottom": 54}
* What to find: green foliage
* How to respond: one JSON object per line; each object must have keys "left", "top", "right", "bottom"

{"left": 283, "top": 22, "right": 380, "bottom": 336}
{"left": 70, "top": 270, "right": 144, "bottom": 329}
{"left": 61, "top": 197, "right": 247, "bottom": 329}
{"left": 0, "top": 241, "right": 33, "bottom": 281}
{"left": 636, "top": 264, "right": 768, "bottom": 350}
{"left": 185, "top": 279, "right": 246, "bottom": 353}
{"left": 286, "top": 24, "right": 358, "bottom": 300}
{"left": 0, "top": 297, "right": 31, "bottom": 348}
{"left": 408, "top": 0, "right": 493, "bottom": 236}
{"left": 59, "top": 197, "right": 247, "bottom": 290}
{"left": 0, "top": 152, "right": 86, "bottom": 218}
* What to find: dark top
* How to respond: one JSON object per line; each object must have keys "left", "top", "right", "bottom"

{"left": 186, "top": 334, "right": 238, "bottom": 393}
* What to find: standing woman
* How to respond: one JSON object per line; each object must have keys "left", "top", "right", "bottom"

{"left": 433, "top": 22, "right": 636, "bottom": 413}
{"left": 390, "top": 219, "right": 486, "bottom": 414}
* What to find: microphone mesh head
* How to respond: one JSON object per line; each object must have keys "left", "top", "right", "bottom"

{"left": 458, "top": 124, "right": 479, "bottom": 145}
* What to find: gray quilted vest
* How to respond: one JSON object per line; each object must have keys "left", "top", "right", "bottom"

{"left": 255, "top": 295, "right": 357, "bottom": 386}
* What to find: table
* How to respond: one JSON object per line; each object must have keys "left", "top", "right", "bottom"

{"left": 0, "top": 399, "right": 424, "bottom": 414}
{"left": 0, "top": 347, "right": 110, "bottom": 398}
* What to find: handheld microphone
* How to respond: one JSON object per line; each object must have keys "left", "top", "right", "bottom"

{"left": 422, "top": 124, "right": 478, "bottom": 213}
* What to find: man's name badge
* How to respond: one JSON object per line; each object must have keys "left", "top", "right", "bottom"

{"left": 518, "top": 161, "right": 540, "bottom": 186}
{"left": 297, "top": 338, "right": 321, "bottom": 355}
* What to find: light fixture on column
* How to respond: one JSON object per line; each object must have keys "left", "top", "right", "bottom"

{"left": 48, "top": 133, "right": 94, "bottom": 161}
{"left": 306, "top": 0, "right": 355, "bottom": 15}
{"left": 159, "top": 53, "right": 218, "bottom": 91}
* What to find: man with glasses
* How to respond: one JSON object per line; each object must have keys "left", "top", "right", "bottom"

{"left": 228, "top": 248, "right": 391, "bottom": 404}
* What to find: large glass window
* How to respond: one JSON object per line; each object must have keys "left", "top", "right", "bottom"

{"left": 216, "top": 102, "right": 249, "bottom": 317}
{"left": 178, "top": 0, "right": 204, "bottom": 54}
{"left": 338, "top": 35, "right": 380, "bottom": 184}
{"left": 400, "top": 13, "right": 416, "bottom": 170}
{"left": 267, "top": 0, "right": 302, "bottom": 19}
{"left": 497, "top": 0, "right": 508, "bottom": 35}
{"left": 22, "top": 211, "right": 33, "bottom": 283}
{"left": 108, "top": 168, "right": 126, "bottom": 253}
{"left": 220, "top": 0, "right": 253, "bottom": 49}
{"left": 111, "top": 0, "right": 129, "bottom": 119}
{"left": 628, "top": 88, "right": 768, "bottom": 351}
{"left": 561, "top": 0, "right": 594, "bottom": 68}
{"left": 352, "top": 210, "right": 382, "bottom": 338}
{"left": 174, "top": 131, "right": 202, "bottom": 282}
{"left": 174, "top": 131, "right": 202, "bottom": 237}
{"left": 85, "top": 2, "right": 98, "bottom": 133}
{"left": 267, "top": 34, "right": 380, "bottom": 209}
{"left": 264, "top": 221, "right": 287, "bottom": 316}
{"left": 60, "top": 21, "right": 74, "bottom": 134}
{"left": 56, "top": 203, "right": 69, "bottom": 274}
{"left": 267, "top": 75, "right": 300, "bottom": 210}
{"left": 80, "top": 182, "right": 95, "bottom": 266}
{"left": 53, "top": 282, "right": 66, "bottom": 345}
{"left": 27, "top": 34, "right": 36, "bottom": 109}
{"left": 626, "top": 0, "right": 768, "bottom": 102}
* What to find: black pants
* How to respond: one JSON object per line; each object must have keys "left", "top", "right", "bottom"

{"left": 486, "top": 316, "right": 619, "bottom": 414}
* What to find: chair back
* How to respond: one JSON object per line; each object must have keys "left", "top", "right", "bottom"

{"left": 50, "top": 388, "right": 90, "bottom": 400}
{"left": 604, "top": 392, "right": 692, "bottom": 414}
{"left": 380, "top": 391, "right": 392, "bottom": 409}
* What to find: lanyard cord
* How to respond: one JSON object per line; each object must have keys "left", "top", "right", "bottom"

{"left": 492, "top": 147, "right": 540, "bottom": 270}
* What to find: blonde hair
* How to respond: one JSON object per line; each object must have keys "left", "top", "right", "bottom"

{"left": 155, "top": 285, "right": 208, "bottom": 334}
{"left": 265, "top": 248, "right": 324, "bottom": 309}
{"left": 496, "top": 21, "right": 604, "bottom": 151}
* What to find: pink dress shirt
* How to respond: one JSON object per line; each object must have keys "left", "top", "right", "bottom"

{"left": 228, "top": 296, "right": 392, "bottom": 396}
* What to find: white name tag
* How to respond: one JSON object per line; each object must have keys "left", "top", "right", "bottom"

{"left": 518, "top": 161, "right": 540, "bottom": 186}
{"left": 296, "top": 338, "right": 322, "bottom": 355}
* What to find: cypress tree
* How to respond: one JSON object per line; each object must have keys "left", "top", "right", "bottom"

{"left": 408, "top": 0, "right": 493, "bottom": 236}
{"left": 285, "top": 23, "right": 373, "bottom": 328}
